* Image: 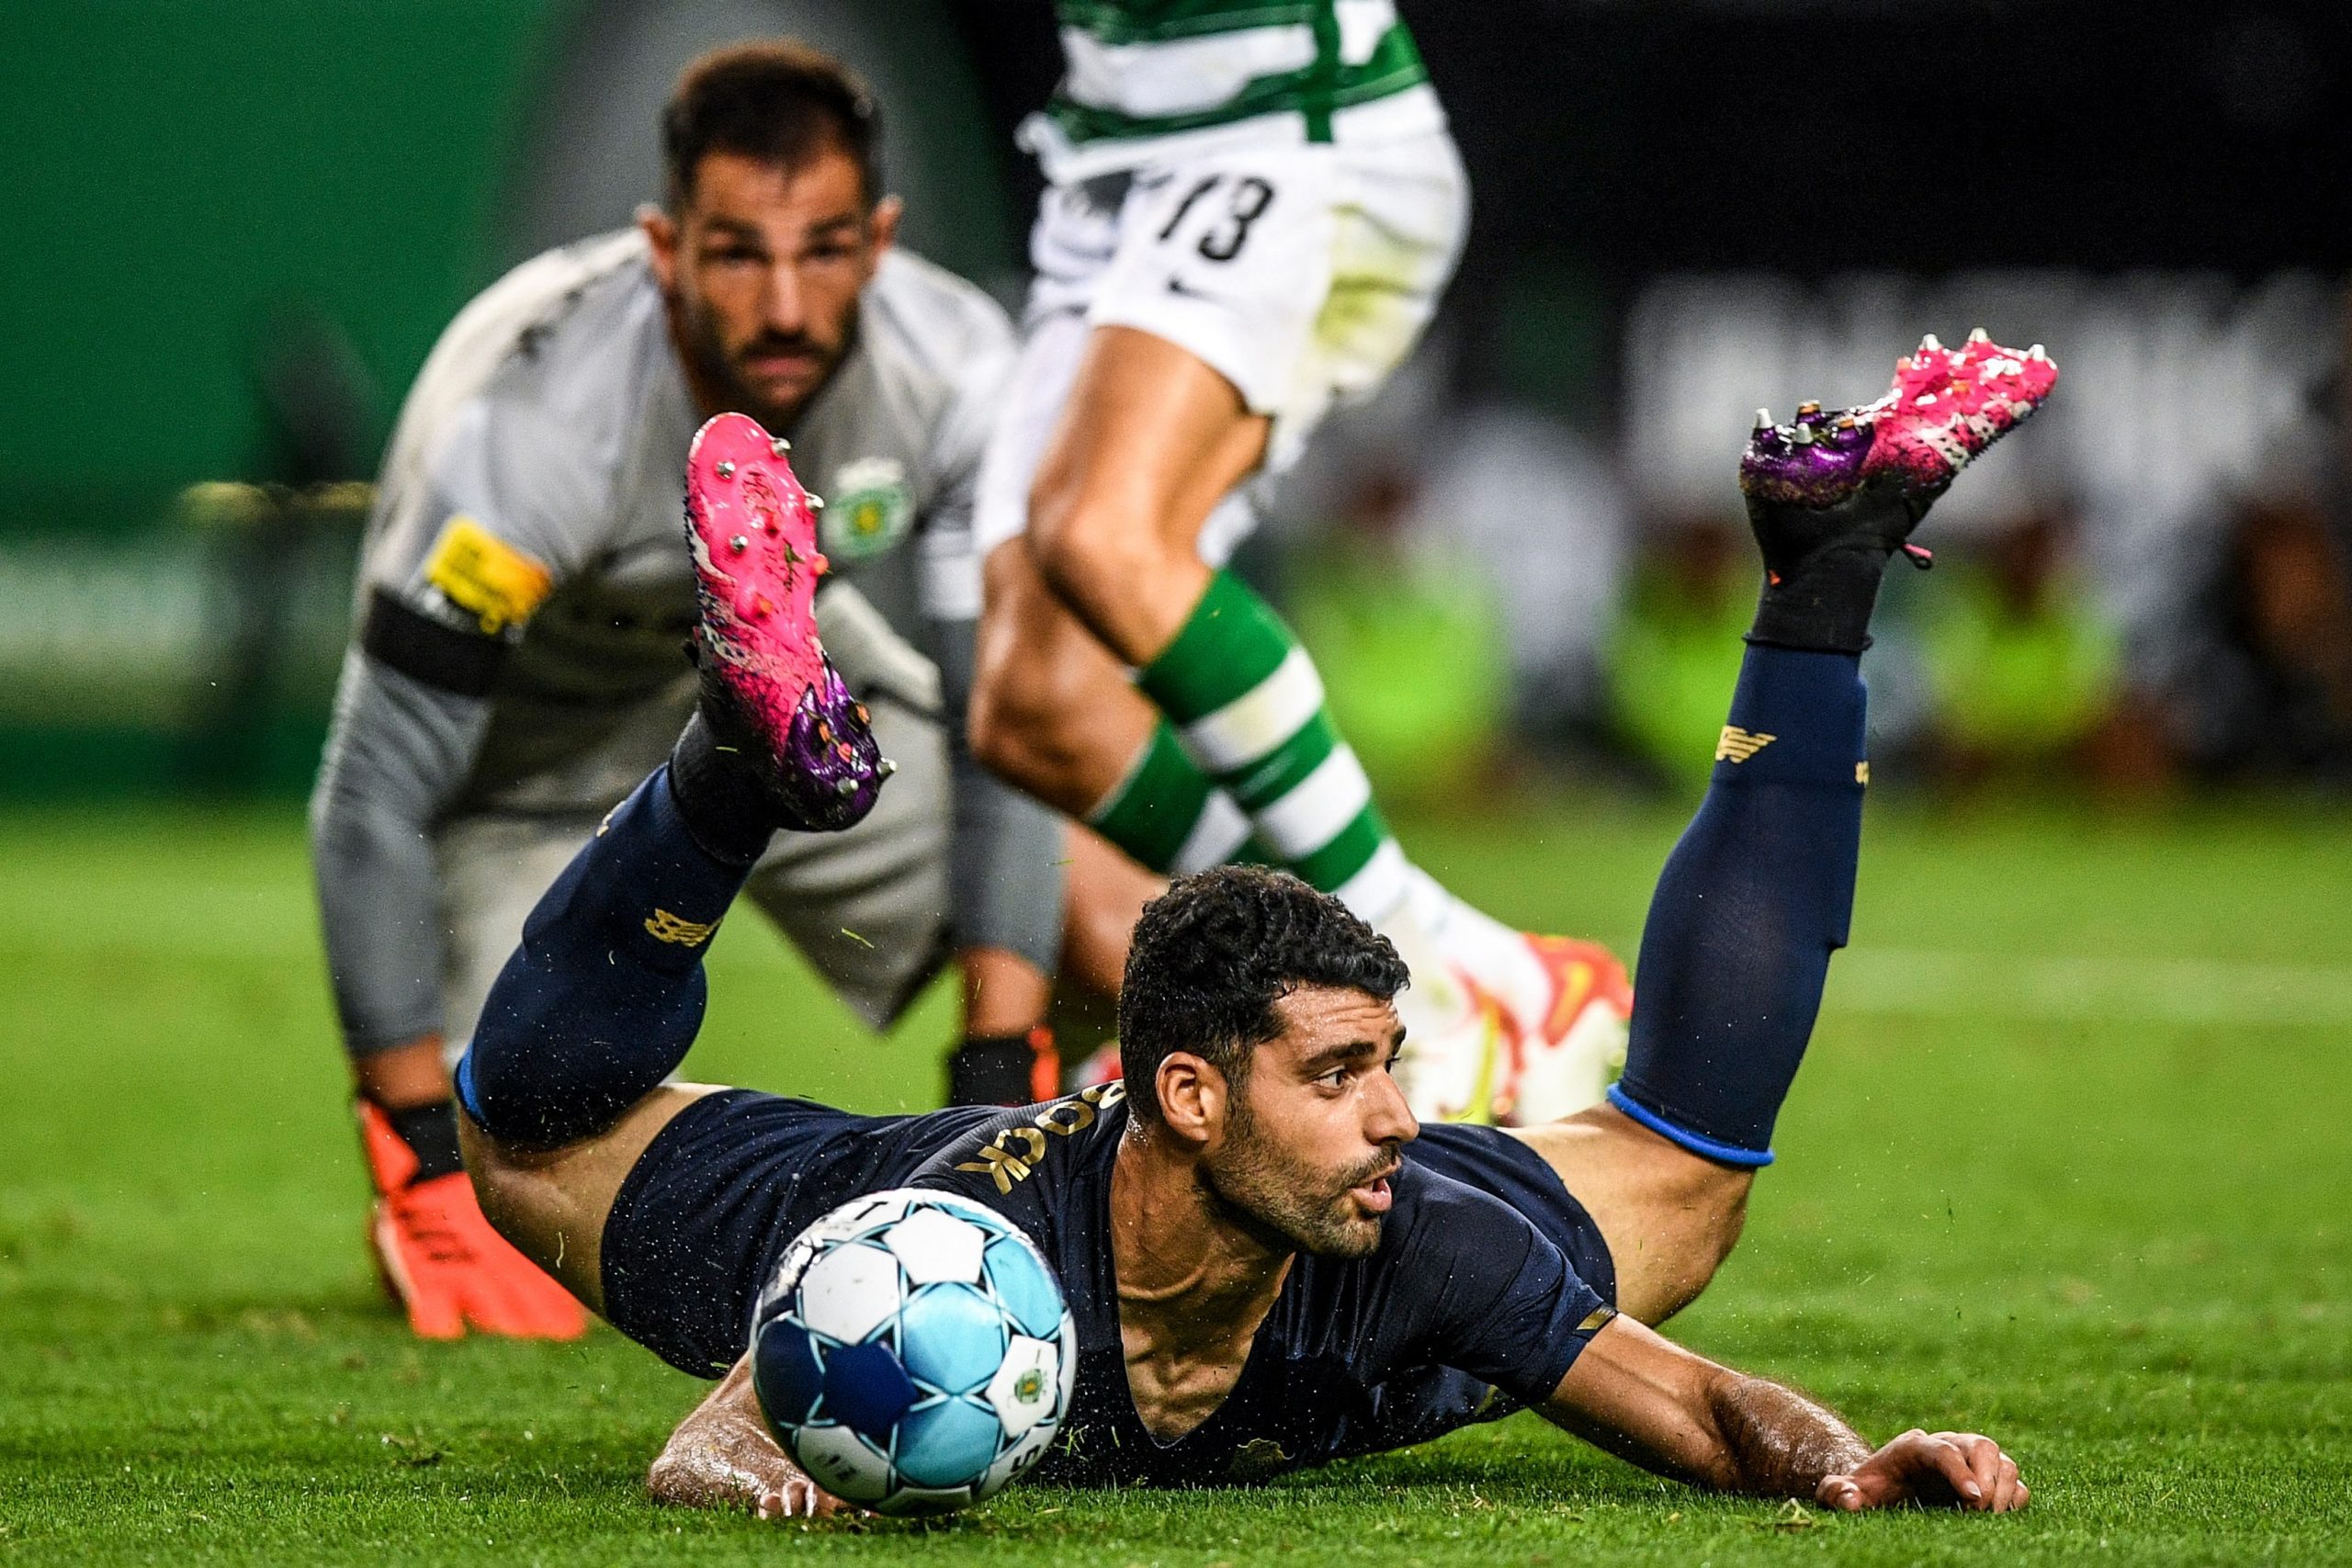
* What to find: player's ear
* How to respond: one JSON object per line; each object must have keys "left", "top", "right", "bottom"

{"left": 639, "top": 202, "right": 681, "bottom": 293}
{"left": 865, "top": 195, "right": 901, "bottom": 260}
{"left": 1155, "top": 1052, "right": 1220, "bottom": 1148}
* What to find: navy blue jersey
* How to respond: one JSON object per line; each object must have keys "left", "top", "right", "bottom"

{"left": 908, "top": 1085, "right": 1616, "bottom": 1485}
{"left": 598, "top": 1085, "right": 1617, "bottom": 1487}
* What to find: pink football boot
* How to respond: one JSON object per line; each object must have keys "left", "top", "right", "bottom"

{"left": 684, "top": 412, "right": 889, "bottom": 832}
{"left": 1740, "top": 331, "right": 2059, "bottom": 522}
{"left": 1736, "top": 333, "right": 2057, "bottom": 651}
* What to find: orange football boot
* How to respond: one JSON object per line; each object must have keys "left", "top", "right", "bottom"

{"left": 358, "top": 1100, "right": 587, "bottom": 1341}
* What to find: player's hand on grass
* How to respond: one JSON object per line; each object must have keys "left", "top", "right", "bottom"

{"left": 646, "top": 1415, "right": 851, "bottom": 1521}
{"left": 1817, "top": 1428, "right": 2028, "bottom": 1513}
{"left": 650, "top": 1351, "right": 854, "bottom": 1522}
{"left": 751, "top": 1470, "right": 852, "bottom": 1522}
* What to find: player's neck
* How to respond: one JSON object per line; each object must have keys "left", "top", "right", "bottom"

{"left": 1108, "top": 1132, "right": 1292, "bottom": 1345}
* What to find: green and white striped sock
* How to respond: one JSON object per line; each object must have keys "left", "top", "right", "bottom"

{"left": 1087, "top": 720, "right": 1252, "bottom": 875}
{"left": 1132, "top": 570, "right": 1409, "bottom": 920}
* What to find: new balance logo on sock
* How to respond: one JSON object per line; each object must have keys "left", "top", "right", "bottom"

{"left": 1715, "top": 727, "right": 1778, "bottom": 763}
{"left": 643, "top": 909, "right": 719, "bottom": 947}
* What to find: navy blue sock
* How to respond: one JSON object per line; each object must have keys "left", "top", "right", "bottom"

{"left": 456, "top": 766, "right": 754, "bottom": 1146}
{"left": 1608, "top": 645, "right": 1867, "bottom": 1167}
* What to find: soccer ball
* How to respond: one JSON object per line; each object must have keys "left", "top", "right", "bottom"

{"left": 750, "top": 1189, "right": 1077, "bottom": 1515}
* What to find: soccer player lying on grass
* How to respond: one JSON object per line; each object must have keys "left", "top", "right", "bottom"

{"left": 455, "top": 335, "right": 2053, "bottom": 1516}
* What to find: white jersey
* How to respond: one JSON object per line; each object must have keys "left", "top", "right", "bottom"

{"left": 1022, "top": 0, "right": 1445, "bottom": 184}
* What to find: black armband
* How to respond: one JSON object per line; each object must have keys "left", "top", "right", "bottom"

{"left": 359, "top": 586, "right": 509, "bottom": 697}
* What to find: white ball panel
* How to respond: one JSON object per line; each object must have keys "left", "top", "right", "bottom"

{"left": 883, "top": 1206, "right": 989, "bottom": 1286}
{"left": 978, "top": 1412, "right": 1058, "bottom": 1498}
{"left": 983, "top": 1333, "right": 1060, "bottom": 1439}
{"left": 796, "top": 1239, "right": 902, "bottom": 1344}
{"left": 790, "top": 1422, "right": 894, "bottom": 1503}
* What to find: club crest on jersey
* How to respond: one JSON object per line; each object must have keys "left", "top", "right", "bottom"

{"left": 821, "top": 457, "right": 914, "bottom": 562}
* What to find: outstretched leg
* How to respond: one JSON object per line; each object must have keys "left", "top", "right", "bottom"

{"left": 1515, "top": 333, "right": 2059, "bottom": 1324}
{"left": 457, "top": 413, "right": 888, "bottom": 1307}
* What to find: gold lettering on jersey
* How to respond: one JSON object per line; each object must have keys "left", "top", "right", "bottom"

{"left": 960, "top": 1144, "right": 1034, "bottom": 1193}
{"left": 956, "top": 1082, "right": 1126, "bottom": 1194}
{"left": 642, "top": 908, "right": 718, "bottom": 947}
{"left": 1856, "top": 761, "right": 1871, "bottom": 785}
{"left": 424, "top": 514, "right": 554, "bottom": 634}
{"left": 1714, "top": 726, "right": 1777, "bottom": 763}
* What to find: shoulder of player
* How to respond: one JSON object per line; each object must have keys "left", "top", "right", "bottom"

{"left": 1381, "top": 1158, "right": 1536, "bottom": 1251}
{"left": 398, "top": 231, "right": 653, "bottom": 463}
{"left": 861, "top": 249, "right": 1016, "bottom": 393}
{"left": 937, "top": 1083, "right": 1129, "bottom": 1199}
{"left": 365, "top": 234, "right": 653, "bottom": 583}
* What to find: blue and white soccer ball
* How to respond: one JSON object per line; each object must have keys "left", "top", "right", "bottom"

{"left": 750, "top": 1189, "right": 1077, "bottom": 1515}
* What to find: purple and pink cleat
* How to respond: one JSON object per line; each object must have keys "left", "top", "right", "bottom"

{"left": 683, "top": 412, "right": 889, "bottom": 832}
{"left": 1741, "top": 329, "right": 2059, "bottom": 546}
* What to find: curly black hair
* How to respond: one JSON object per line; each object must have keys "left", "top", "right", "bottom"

{"left": 662, "top": 40, "right": 881, "bottom": 210}
{"left": 1117, "top": 865, "right": 1409, "bottom": 1125}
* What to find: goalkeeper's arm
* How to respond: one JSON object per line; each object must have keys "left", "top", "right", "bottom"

{"left": 309, "top": 630, "right": 492, "bottom": 1067}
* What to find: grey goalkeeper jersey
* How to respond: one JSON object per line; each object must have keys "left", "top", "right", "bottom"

{"left": 311, "top": 231, "right": 1060, "bottom": 1052}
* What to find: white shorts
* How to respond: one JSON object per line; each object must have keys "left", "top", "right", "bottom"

{"left": 974, "top": 130, "right": 1469, "bottom": 565}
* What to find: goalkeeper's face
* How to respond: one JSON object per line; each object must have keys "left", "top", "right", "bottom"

{"left": 647, "top": 145, "right": 901, "bottom": 432}
{"left": 1201, "top": 987, "right": 1418, "bottom": 1259}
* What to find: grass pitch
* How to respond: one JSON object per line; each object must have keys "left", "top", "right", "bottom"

{"left": 4, "top": 795, "right": 2350, "bottom": 1564}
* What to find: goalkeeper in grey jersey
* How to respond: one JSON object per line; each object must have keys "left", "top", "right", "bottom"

{"left": 310, "top": 42, "right": 1136, "bottom": 1340}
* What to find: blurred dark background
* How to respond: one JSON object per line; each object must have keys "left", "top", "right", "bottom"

{"left": 5, "top": 0, "right": 2346, "bottom": 803}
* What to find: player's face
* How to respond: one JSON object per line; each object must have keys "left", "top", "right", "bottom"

{"left": 1204, "top": 986, "right": 1417, "bottom": 1258}
{"left": 646, "top": 147, "right": 900, "bottom": 432}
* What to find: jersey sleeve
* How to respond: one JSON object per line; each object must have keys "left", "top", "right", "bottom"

{"left": 361, "top": 386, "right": 613, "bottom": 689}
{"left": 314, "top": 381, "right": 616, "bottom": 1055}
{"left": 901, "top": 1085, "right": 1130, "bottom": 1263}
{"left": 1394, "top": 1170, "right": 1616, "bottom": 1406}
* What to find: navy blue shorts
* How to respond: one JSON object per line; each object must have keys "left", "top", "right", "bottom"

{"left": 598, "top": 1091, "right": 997, "bottom": 1376}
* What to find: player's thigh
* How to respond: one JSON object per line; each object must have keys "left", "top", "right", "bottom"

{"left": 745, "top": 694, "right": 952, "bottom": 1030}
{"left": 459, "top": 1082, "right": 725, "bottom": 1314}
{"left": 435, "top": 812, "right": 605, "bottom": 1056}
{"left": 1507, "top": 1106, "right": 1755, "bottom": 1326}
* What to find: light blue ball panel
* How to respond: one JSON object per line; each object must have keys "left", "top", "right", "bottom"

{"left": 897, "top": 1281, "right": 1009, "bottom": 1396}
{"left": 892, "top": 1396, "right": 1006, "bottom": 1489}
{"left": 983, "top": 1236, "right": 1065, "bottom": 1340}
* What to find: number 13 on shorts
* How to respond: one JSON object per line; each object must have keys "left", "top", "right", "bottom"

{"left": 1090, "top": 139, "right": 1468, "bottom": 466}
{"left": 1094, "top": 150, "right": 1338, "bottom": 424}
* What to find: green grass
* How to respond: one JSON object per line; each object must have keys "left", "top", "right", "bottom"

{"left": 5, "top": 795, "right": 2351, "bottom": 1563}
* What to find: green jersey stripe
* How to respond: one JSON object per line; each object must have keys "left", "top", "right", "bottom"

{"left": 1056, "top": 1, "right": 1330, "bottom": 46}
{"left": 1225, "top": 713, "right": 1340, "bottom": 812}
{"left": 1044, "top": 19, "right": 1427, "bottom": 148}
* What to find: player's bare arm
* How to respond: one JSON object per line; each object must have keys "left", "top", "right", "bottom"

{"left": 1545, "top": 1315, "right": 2028, "bottom": 1512}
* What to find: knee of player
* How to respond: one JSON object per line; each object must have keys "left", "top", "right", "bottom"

{"left": 1026, "top": 478, "right": 1162, "bottom": 611}
{"left": 453, "top": 1112, "right": 523, "bottom": 1223}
